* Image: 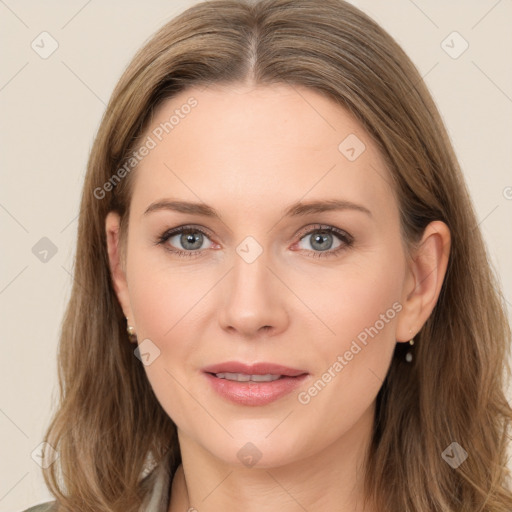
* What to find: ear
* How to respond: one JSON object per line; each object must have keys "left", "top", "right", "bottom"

{"left": 105, "top": 211, "right": 134, "bottom": 324}
{"left": 395, "top": 220, "right": 451, "bottom": 342}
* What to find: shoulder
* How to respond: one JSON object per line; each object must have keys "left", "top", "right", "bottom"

{"left": 20, "top": 501, "right": 57, "bottom": 512}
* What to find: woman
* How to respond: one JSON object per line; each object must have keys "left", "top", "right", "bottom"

{"left": 23, "top": 0, "right": 512, "bottom": 510}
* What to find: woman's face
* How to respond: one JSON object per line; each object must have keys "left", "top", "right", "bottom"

{"left": 107, "top": 83, "right": 423, "bottom": 468}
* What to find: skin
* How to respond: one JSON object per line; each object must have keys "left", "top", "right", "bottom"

{"left": 105, "top": 83, "right": 450, "bottom": 512}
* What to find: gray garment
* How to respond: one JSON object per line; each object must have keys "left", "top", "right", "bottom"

{"left": 20, "top": 455, "right": 172, "bottom": 512}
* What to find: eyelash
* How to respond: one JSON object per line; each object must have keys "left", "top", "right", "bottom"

{"left": 155, "top": 224, "right": 354, "bottom": 259}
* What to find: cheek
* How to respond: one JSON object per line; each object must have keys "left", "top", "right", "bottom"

{"left": 125, "top": 251, "right": 205, "bottom": 425}
{"left": 297, "top": 255, "right": 404, "bottom": 427}
{"left": 298, "top": 246, "right": 405, "bottom": 355}
{"left": 126, "top": 238, "right": 206, "bottom": 339}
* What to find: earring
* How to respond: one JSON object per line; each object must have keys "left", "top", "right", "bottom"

{"left": 126, "top": 318, "right": 137, "bottom": 343}
{"left": 405, "top": 337, "right": 414, "bottom": 363}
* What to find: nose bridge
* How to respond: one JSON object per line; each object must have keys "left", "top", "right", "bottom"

{"left": 218, "top": 239, "right": 288, "bottom": 336}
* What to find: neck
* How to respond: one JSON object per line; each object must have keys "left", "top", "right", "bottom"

{"left": 168, "top": 403, "right": 377, "bottom": 512}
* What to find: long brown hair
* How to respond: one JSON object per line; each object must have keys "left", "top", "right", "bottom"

{"left": 41, "top": 0, "right": 512, "bottom": 510}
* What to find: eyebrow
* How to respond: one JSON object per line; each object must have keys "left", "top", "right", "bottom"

{"left": 143, "top": 198, "right": 372, "bottom": 218}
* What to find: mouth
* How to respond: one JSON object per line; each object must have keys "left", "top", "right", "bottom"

{"left": 202, "top": 361, "right": 307, "bottom": 377}
{"left": 202, "top": 361, "right": 309, "bottom": 406}
{"left": 211, "top": 372, "right": 287, "bottom": 382}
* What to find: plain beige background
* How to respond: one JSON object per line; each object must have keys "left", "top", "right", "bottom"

{"left": 1, "top": 1, "right": 511, "bottom": 510}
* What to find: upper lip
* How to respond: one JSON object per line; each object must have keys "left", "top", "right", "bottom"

{"left": 202, "top": 361, "right": 308, "bottom": 377}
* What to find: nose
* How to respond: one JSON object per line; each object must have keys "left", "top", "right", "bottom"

{"left": 217, "top": 249, "right": 289, "bottom": 339}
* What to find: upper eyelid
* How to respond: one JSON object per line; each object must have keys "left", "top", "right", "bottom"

{"left": 160, "top": 224, "right": 215, "bottom": 239}
{"left": 296, "top": 224, "right": 352, "bottom": 241}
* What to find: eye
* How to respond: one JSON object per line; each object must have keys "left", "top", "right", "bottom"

{"left": 294, "top": 224, "right": 354, "bottom": 258}
{"left": 156, "top": 223, "right": 354, "bottom": 259}
{"left": 156, "top": 225, "right": 215, "bottom": 258}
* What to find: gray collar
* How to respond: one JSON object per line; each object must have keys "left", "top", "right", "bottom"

{"left": 138, "top": 452, "right": 172, "bottom": 512}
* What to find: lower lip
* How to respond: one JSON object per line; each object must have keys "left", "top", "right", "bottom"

{"left": 204, "top": 372, "right": 309, "bottom": 406}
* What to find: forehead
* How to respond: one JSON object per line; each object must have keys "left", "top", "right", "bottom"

{"left": 129, "top": 83, "right": 396, "bottom": 222}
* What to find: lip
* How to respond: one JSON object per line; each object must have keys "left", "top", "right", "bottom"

{"left": 202, "top": 361, "right": 307, "bottom": 377}
{"left": 202, "top": 361, "right": 309, "bottom": 406}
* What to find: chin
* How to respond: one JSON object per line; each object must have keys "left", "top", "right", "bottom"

{"left": 200, "top": 432, "right": 305, "bottom": 470}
